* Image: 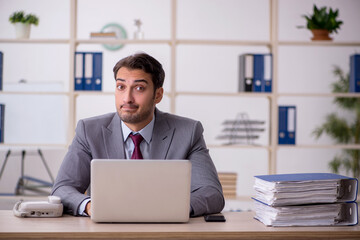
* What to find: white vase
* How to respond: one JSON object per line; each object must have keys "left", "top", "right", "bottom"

{"left": 14, "top": 23, "right": 31, "bottom": 39}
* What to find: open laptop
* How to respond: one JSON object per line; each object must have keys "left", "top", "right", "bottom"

{"left": 90, "top": 159, "right": 192, "bottom": 223}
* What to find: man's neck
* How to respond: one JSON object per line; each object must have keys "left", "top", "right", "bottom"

{"left": 121, "top": 113, "right": 156, "bottom": 144}
{"left": 124, "top": 118, "right": 152, "bottom": 132}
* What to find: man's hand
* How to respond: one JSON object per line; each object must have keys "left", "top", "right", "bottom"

{"left": 85, "top": 201, "right": 91, "bottom": 216}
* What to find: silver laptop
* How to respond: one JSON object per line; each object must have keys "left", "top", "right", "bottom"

{"left": 90, "top": 159, "right": 192, "bottom": 223}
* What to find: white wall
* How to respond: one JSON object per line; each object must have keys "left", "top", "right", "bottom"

{"left": 0, "top": 0, "right": 359, "bottom": 197}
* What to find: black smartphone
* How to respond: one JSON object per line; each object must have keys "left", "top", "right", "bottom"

{"left": 204, "top": 214, "right": 226, "bottom": 222}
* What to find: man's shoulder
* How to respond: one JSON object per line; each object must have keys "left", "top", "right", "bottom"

{"left": 80, "top": 112, "right": 117, "bottom": 127}
{"left": 157, "top": 110, "right": 199, "bottom": 127}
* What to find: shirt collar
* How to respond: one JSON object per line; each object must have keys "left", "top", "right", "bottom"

{"left": 121, "top": 114, "right": 155, "bottom": 144}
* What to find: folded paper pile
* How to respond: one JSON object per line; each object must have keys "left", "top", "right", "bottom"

{"left": 252, "top": 173, "right": 358, "bottom": 227}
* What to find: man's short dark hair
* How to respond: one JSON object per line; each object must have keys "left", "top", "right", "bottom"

{"left": 113, "top": 52, "right": 165, "bottom": 90}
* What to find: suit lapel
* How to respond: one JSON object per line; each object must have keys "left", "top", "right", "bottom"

{"left": 149, "top": 109, "right": 175, "bottom": 159}
{"left": 102, "top": 113, "right": 126, "bottom": 159}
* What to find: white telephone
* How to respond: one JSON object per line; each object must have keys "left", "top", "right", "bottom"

{"left": 13, "top": 196, "right": 63, "bottom": 218}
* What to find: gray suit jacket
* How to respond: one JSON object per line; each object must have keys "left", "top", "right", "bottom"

{"left": 51, "top": 109, "right": 224, "bottom": 217}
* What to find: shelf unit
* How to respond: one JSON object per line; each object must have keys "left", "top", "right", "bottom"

{"left": 1, "top": 0, "right": 360, "bottom": 179}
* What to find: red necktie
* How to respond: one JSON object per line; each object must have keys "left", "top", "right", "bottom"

{"left": 130, "top": 133, "right": 143, "bottom": 159}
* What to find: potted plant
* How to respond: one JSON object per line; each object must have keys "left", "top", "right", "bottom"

{"left": 300, "top": 4, "right": 343, "bottom": 41}
{"left": 9, "top": 11, "right": 39, "bottom": 39}
{"left": 313, "top": 66, "right": 360, "bottom": 179}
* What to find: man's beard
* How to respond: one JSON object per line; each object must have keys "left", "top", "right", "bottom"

{"left": 118, "top": 102, "right": 155, "bottom": 124}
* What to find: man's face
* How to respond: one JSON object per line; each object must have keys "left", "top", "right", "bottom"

{"left": 115, "top": 67, "right": 163, "bottom": 131}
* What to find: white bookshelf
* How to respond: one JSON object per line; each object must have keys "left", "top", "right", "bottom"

{"left": 1, "top": 0, "right": 360, "bottom": 197}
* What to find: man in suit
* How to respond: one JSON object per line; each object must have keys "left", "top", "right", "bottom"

{"left": 51, "top": 52, "right": 224, "bottom": 217}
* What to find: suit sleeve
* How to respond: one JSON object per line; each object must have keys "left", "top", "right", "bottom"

{"left": 188, "top": 121, "right": 225, "bottom": 217}
{"left": 51, "top": 120, "right": 92, "bottom": 216}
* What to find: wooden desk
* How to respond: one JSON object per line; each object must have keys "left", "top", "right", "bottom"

{"left": 0, "top": 210, "right": 359, "bottom": 239}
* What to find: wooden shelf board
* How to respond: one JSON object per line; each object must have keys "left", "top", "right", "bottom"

{"left": 0, "top": 39, "right": 69, "bottom": 44}
{"left": 177, "top": 39, "right": 271, "bottom": 46}
{"left": 76, "top": 39, "right": 171, "bottom": 45}
{"left": 0, "top": 91, "right": 69, "bottom": 96}
{"left": 208, "top": 144, "right": 271, "bottom": 150}
{"left": 1, "top": 91, "right": 358, "bottom": 98}
{"left": 176, "top": 91, "right": 272, "bottom": 98}
{"left": 74, "top": 91, "right": 113, "bottom": 96}
{"left": 278, "top": 40, "right": 360, "bottom": 47}
{"left": 278, "top": 92, "right": 360, "bottom": 97}
{"left": 208, "top": 144, "right": 360, "bottom": 150}
{"left": 0, "top": 143, "right": 67, "bottom": 149}
{"left": 278, "top": 144, "right": 360, "bottom": 149}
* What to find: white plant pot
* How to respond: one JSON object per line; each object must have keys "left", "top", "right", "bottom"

{"left": 14, "top": 23, "right": 31, "bottom": 39}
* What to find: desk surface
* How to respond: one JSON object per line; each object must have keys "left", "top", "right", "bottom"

{"left": 0, "top": 210, "right": 360, "bottom": 239}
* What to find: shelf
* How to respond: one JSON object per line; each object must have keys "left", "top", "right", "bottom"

{"left": 0, "top": 91, "right": 69, "bottom": 96}
{"left": 72, "top": 91, "right": 175, "bottom": 98}
{"left": 0, "top": 38, "right": 273, "bottom": 46}
{"left": 0, "top": 143, "right": 67, "bottom": 149}
{"left": 0, "top": 39, "right": 172, "bottom": 45}
{"left": 3, "top": 91, "right": 358, "bottom": 98}
{"left": 76, "top": 39, "right": 171, "bottom": 45}
{"left": 73, "top": 91, "right": 267, "bottom": 98}
{"left": 0, "top": 39, "right": 70, "bottom": 44}
{"left": 278, "top": 40, "right": 360, "bottom": 47}
{"left": 177, "top": 92, "right": 360, "bottom": 98}
{"left": 177, "top": 39, "right": 271, "bottom": 47}
{"left": 74, "top": 91, "right": 113, "bottom": 96}
{"left": 1, "top": 0, "right": 359, "bottom": 179}
{"left": 208, "top": 144, "right": 271, "bottom": 150}
{"left": 209, "top": 144, "right": 360, "bottom": 150}
{"left": 2, "top": 39, "right": 358, "bottom": 47}
{"left": 176, "top": 91, "right": 272, "bottom": 98}
{"left": 278, "top": 93, "right": 360, "bottom": 97}
{"left": 277, "top": 144, "right": 360, "bottom": 150}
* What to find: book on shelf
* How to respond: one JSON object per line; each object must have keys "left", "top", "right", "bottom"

{"left": 262, "top": 54, "right": 272, "bottom": 92}
{"left": 90, "top": 32, "right": 117, "bottom": 39}
{"left": 74, "top": 52, "right": 103, "bottom": 91}
{"left": 238, "top": 53, "right": 272, "bottom": 93}
{"left": 253, "top": 54, "right": 264, "bottom": 92}
{"left": 278, "top": 105, "right": 296, "bottom": 145}
{"left": 218, "top": 172, "right": 237, "bottom": 199}
{"left": 252, "top": 173, "right": 358, "bottom": 227}
{"left": 0, "top": 104, "right": 4, "bottom": 143}
{"left": 74, "top": 52, "right": 84, "bottom": 90}
{"left": 239, "top": 54, "right": 253, "bottom": 92}
{"left": 350, "top": 54, "right": 360, "bottom": 93}
{"left": 218, "top": 172, "right": 237, "bottom": 181}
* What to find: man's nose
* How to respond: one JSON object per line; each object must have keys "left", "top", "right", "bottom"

{"left": 123, "top": 89, "right": 134, "bottom": 103}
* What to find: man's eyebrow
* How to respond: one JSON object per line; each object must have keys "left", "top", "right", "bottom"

{"left": 116, "top": 78, "right": 149, "bottom": 84}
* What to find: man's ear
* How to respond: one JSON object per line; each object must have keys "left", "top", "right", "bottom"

{"left": 154, "top": 87, "right": 163, "bottom": 104}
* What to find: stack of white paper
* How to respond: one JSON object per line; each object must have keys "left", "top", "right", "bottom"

{"left": 254, "top": 201, "right": 357, "bottom": 226}
{"left": 252, "top": 173, "right": 358, "bottom": 227}
{"left": 254, "top": 177, "right": 339, "bottom": 206}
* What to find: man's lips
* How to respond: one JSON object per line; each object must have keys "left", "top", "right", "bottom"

{"left": 121, "top": 104, "right": 139, "bottom": 111}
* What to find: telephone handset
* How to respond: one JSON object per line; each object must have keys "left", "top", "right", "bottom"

{"left": 13, "top": 196, "right": 63, "bottom": 218}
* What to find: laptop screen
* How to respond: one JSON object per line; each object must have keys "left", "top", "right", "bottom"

{"left": 90, "top": 159, "right": 191, "bottom": 223}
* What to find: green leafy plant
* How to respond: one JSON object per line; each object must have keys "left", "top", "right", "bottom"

{"left": 9, "top": 11, "right": 39, "bottom": 26}
{"left": 300, "top": 4, "right": 343, "bottom": 33}
{"left": 313, "top": 66, "right": 360, "bottom": 178}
